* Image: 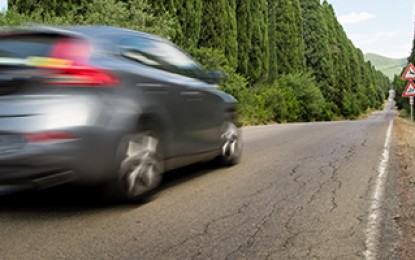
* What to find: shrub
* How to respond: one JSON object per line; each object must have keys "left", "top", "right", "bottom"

{"left": 187, "top": 47, "right": 247, "bottom": 97}
{"left": 276, "top": 73, "right": 328, "bottom": 121}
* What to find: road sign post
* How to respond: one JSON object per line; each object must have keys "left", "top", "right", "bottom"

{"left": 402, "top": 81, "right": 415, "bottom": 121}
{"left": 401, "top": 63, "right": 415, "bottom": 121}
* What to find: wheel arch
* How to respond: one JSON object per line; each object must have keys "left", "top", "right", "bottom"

{"left": 135, "top": 110, "right": 171, "bottom": 157}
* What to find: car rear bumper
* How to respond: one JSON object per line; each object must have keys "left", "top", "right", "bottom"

{"left": 0, "top": 167, "right": 75, "bottom": 190}
{"left": 0, "top": 128, "right": 122, "bottom": 189}
{"left": 0, "top": 93, "right": 135, "bottom": 189}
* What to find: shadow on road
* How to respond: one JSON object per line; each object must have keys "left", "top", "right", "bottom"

{"left": 0, "top": 161, "right": 220, "bottom": 215}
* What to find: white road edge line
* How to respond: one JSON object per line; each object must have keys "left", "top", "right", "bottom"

{"left": 364, "top": 119, "right": 394, "bottom": 260}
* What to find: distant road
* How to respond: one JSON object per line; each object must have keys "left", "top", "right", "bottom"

{"left": 0, "top": 109, "right": 399, "bottom": 259}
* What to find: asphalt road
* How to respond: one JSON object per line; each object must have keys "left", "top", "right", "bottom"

{"left": 0, "top": 110, "right": 399, "bottom": 259}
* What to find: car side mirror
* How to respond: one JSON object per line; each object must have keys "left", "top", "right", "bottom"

{"left": 205, "top": 70, "right": 225, "bottom": 84}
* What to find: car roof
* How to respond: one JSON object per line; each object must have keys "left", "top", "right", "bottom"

{"left": 62, "top": 26, "right": 166, "bottom": 41}
{"left": 1, "top": 25, "right": 168, "bottom": 43}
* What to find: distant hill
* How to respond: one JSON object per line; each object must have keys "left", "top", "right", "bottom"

{"left": 364, "top": 53, "right": 406, "bottom": 80}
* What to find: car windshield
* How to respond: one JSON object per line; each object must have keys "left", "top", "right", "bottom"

{"left": 145, "top": 41, "right": 196, "bottom": 68}
{"left": 121, "top": 36, "right": 204, "bottom": 78}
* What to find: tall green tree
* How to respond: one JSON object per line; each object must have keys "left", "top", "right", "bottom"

{"left": 224, "top": 0, "right": 238, "bottom": 68}
{"left": 356, "top": 48, "right": 371, "bottom": 110}
{"left": 236, "top": 0, "right": 251, "bottom": 78}
{"left": 248, "top": 0, "right": 269, "bottom": 82}
{"left": 267, "top": 0, "right": 278, "bottom": 83}
{"left": 300, "top": 0, "right": 334, "bottom": 101}
{"left": 174, "top": 0, "right": 203, "bottom": 49}
{"left": 199, "top": 0, "right": 238, "bottom": 69}
{"left": 269, "top": 0, "right": 305, "bottom": 76}
{"left": 330, "top": 6, "right": 353, "bottom": 112}
{"left": 321, "top": 1, "right": 340, "bottom": 110}
{"left": 236, "top": 0, "right": 268, "bottom": 83}
{"left": 292, "top": 0, "right": 306, "bottom": 68}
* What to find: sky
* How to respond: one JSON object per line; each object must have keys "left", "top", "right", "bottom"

{"left": 0, "top": 0, "right": 6, "bottom": 14}
{"left": 325, "top": 0, "right": 414, "bottom": 59}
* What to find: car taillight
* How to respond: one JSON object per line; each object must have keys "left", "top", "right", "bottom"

{"left": 50, "top": 38, "right": 92, "bottom": 64}
{"left": 43, "top": 64, "right": 119, "bottom": 87}
{"left": 25, "top": 131, "right": 79, "bottom": 143}
{"left": 39, "top": 37, "right": 119, "bottom": 87}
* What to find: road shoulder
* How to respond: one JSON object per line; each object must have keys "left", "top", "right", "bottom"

{"left": 394, "top": 117, "right": 415, "bottom": 259}
{"left": 377, "top": 126, "right": 400, "bottom": 259}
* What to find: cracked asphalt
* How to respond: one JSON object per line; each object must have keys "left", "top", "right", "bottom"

{"left": 0, "top": 110, "right": 399, "bottom": 259}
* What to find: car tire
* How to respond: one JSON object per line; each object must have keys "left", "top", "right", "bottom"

{"left": 218, "top": 121, "right": 242, "bottom": 166}
{"left": 113, "top": 128, "right": 163, "bottom": 202}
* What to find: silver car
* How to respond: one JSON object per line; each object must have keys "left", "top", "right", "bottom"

{"left": 0, "top": 26, "right": 242, "bottom": 201}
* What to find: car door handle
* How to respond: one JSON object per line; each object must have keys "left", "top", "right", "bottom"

{"left": 181, "top": 91, "right": 201, "bottom": 96}
{"left": 137, "top": 83, "right": 169, "bottom": 95}
{"left": 181, "top": 91, "right": 204, "bottom": 101}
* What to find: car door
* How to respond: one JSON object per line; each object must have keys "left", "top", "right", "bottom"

{"left": 180, "top": 79, "right": 225, "bottom": 152}
{"left": 118, "top": 36, "right": 223, "bottom": 159}
{"left": 149, "top": 42, "right": 225, "bottom": 154}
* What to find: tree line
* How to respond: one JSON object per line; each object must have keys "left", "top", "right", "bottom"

{"left": 1, "top": 0, "right": 390, "bottom": 124}
{"left": 394, "top": 38, "right": 415, "bottom": 116}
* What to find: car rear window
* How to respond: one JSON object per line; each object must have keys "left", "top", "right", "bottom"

{"left": 0, "top": 34, "right": 59, "bottom": 59}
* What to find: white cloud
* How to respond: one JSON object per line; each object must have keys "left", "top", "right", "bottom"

{"left": 338, "top": 12, "right": 376, "bottom": 25}
{"left": 350, "top": 31, "right": 409, "bottom": 45}
{"left": 349, "top": 31, "right": 412, "bottom": 58}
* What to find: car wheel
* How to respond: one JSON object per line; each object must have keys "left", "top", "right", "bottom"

{"left": 218, "top": 121, "right": 242, "bottom": 166}
{"left": 115, "top": 130, "right": 163, "bottom": 201}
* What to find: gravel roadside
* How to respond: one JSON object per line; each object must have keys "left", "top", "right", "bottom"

{"left": 394, "top": 117, "right": 415, "bottom": 259}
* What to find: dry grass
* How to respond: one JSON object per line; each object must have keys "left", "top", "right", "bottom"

{"left": 394, "top": 117, "right": 415, "bottom": 259}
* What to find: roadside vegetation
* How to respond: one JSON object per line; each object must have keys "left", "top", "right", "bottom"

{"left": 1, "top": 0, "right": 390, "bottom": 125}
{"left": 394, "top": 37, "right": 415, "bottom": 117}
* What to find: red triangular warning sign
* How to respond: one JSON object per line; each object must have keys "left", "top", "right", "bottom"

{"left": 402, "top": 80, "right": 415, "bottom": 97}
{"left": 402, "top": 63, "right": 415, "bottom": 80}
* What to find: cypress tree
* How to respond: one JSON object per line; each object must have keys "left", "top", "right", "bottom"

{"left": 347, "top": 40, "right": 363, "bottom": 115}
{"left": 300, "top": 0, "right": 334, "bottom": 100}
{"left": 199, "top": 0, "right": 227, "bottom": 51}
{"left": 248, "top": 0, "right": 269, "bottom": 82}
{"left": 356, "top": 48, "right": 371, "bottom": 110}
{"left": 337, "top": 30, "right": 353, "bottom": 115}
{"left": 271, "top": 0, "right": 305, "bottom": 75}
{"left": 328, "top": 5, "right": 352, "bottom": 112}
{"left": 236, "top": 0, "right": 252, "bottom": 78}
{"left": 199, "top": 0, "right": 238, "bottom": 69}
{"left": 321, "top": 1, "right": 340, "bottom": 107}
{"left": 236, "top": 0, "right": 268, "bottom": 83}
{"left": 267, "top": 0, "right": 278, "bottom": 83}
{"left": 225, "top": 0, "right": 238, "bottom": 69}
{"left": 175, "top": 0, "right": 203, "bottom": 49}
{"left": 292, "top": 0, "right": 306, "bottom": 70}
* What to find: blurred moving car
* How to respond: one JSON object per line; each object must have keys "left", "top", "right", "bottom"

{"left": 0, "top": 26, "right": 242, "bottom": 201}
